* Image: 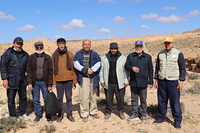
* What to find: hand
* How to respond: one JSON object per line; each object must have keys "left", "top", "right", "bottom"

{"left": 101, "top": 83, "right": 105, "bottom": 88}
{"left": 87, "top": 68, "right": 94, "bottom": 75}
{"left": 3, "top": 79, "right": 9, "bottom": 89}
{"left": 53, "top": 84, "right": 57, "bottom": 88}
{"left": 28, "top": 84, "right": 33, "bottom": 91}
{"left": 72, "top": 84, "right": 76, "bottom": 89}
{"left": 124, "top": 84, "right": 128, "bottom": 88}
{"left": 154, "top": 80, "right": 158, "bottom": 89}
{"left": 148, "top": 84, "right": 153, "bottom": 88}
{"left": 132, "top": 67, "right": 139, "bottom": 73}
{"left": 177, "top": 82, "right": 183, "bottom": 91}
{"left": 48, "top": 87, "right": 52, "bottom": 91}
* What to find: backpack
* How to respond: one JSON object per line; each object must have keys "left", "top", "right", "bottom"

{"left": 45, "top": 91, "right": 62, "bottom": 115}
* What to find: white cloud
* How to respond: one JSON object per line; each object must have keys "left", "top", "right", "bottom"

{"left": 99, "top": 0, "right": 115, "bottom": 3}
{"left": 184, "top": 9, "right": 200, "bottom": 17}
{"left": 0, "top": 11, "right": 16, "bottom": 20}
{"left": 61, "top": 19, "right": 85, "bottom": 30}
{"left": 113, "top": 16, "right": 127, "bottom": 22}
{"left": 76, "top": 36, "right": 86, "bottom": 39}
{"left": 17, "top": 25, "right": 36, "bottom": 31}
{"left": 141, "top": 13, "right": 159, "bottom": 19}
{"left": 140, "top": 25, "right": 150, "bottom": 29}
{"left": 163, "top": 7, "right": 177, "bottom": 10}
{"left": 97, "top": 28, "right": 111, "bottom": 33}
{"left": 156, "top": 15, "right": 187, "bottom": 23}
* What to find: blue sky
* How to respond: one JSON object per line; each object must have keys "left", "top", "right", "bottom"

{"left": 0, "top": 0, "right": 199, "bottom": 43}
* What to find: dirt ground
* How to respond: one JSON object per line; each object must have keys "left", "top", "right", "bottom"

{"left": 0, "top": 80, "right": 200, "bottom": 133}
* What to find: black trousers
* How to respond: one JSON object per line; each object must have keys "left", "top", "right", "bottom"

{"left": 56, "top": 80, "right": 73, "bottom": 116}
{"left": 130, "top": 86, "right": 147, "bottom": 117}
{"left": 7, "top": 84, "right": 27, "bottom": 117}
{"left": 104, "top": 84, "right": 125, "bottom": 114}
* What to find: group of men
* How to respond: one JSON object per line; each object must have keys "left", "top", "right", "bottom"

{"left": 0, "top": 36, "right": 186, "bottom": 129}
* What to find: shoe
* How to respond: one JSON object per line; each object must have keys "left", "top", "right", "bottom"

{"left": 82, "top": 117, "right": 88, "bottom": 122}
{"left": 91, "top": 114, "right": 100, "bottom": 119}
{"left": 57, "top": 116, "right": 63, "bottom": 122}
{"left": 104, "top": 114, "right": 111, "bottom": 120}
{"left": 174, "top": 122, "right": 181, "bottom": 129}
{"left": 119, "top": 111, "right": 125, "bottom": 120}
{"left": 47, "top": 119, "right": 53, "bottom": 123}
{"left": 153, "top": 119, "right": 165, "bottom": 123}
{"left": 19, "top": 113, "right": 30, "bottom": 121}
{"left": 33, "top": 115, "right": 42, "bottom": 122}
{"left": 67, "top": 115, "right": 75, "bottom": 122}
{"left": 127, "top": 115, "right": 139, "bottom": 121}
{"left": 141, "top": 116, "right": 147, "bottom": 122}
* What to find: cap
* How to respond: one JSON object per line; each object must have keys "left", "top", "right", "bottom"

{"left": 164, "top": 37, "right": 173, "bottom": 42}
{"left": 135, "top": 40, "right": 143, "bottom": 45}
{"left": 57, "top": 38, "right": 66, "bottom": 43}
{"left": 110, "top": 42, "right": 118, "bottom": 49}
{"left": 13, "top": 37, "right": 23, "bottom": 43}
{"left": 34, "top": 41, "right": 44, "bottom": 47}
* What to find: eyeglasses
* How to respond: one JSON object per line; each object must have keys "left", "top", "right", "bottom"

{"left": 36, "top": 46, "right": 43, "bottom": 50}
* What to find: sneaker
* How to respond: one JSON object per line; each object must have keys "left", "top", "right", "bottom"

{"left": 82, "top": 117, "right": 88, "bottom": 122}
{"left": 174, "top": 122, "right": 181, "bottom": 129}
{"left": 104, "top": 113, "right": 111, "bottom": 120}
{"left": 47, "top": 119, "right": 53, "bottom": 123}
{"left": 91, "top": 114, "right": 100, "bottom": 119}
{"left": 153, "top": 119, "right": 165, "bottom": 123}
{"left": 141, "top": 116, "right": 147, "bottom": 122}
{"left": 127, "top": 115, "right": 139, "bottom": 121}
{"left": 119, "top": 111, "right": 125, "bottom": 120}
{"left": 33, "top": 115, "right": 42, "bottom": 122}
{"left": 19, "top": 114, "right": 30, "bottom": 121}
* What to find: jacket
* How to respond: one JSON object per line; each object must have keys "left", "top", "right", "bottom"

{"left": 125, "top": 51, "right": 153, "bottom": 87}
{"left": 52, "top": 50, "right": 77, "bottom": 84}
{"left": 154, "top": 48, "right": 186, "bottom": 81}
{"left": 26, "top": 52, "right": 53, "bottom": 87}
{"left": 1, "top": 47, "right": 29, "bottom": 89}
{"left": 74, "top": 49, "right": 101, "bottom": 89}
{"left": 99, "top": 51, "right": 129, "bottom": 89}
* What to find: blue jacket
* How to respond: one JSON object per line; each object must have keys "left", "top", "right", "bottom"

{"left": 74, "top": 49, "right": 101, "bottom": 89}
{"left": 1, "top": 47, "right": 29, "bottom": 89}
{"left": 125, "top": 51, "right": 153, "bottom": 87}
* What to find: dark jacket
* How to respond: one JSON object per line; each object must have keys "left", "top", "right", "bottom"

{"left": 26, "top": 52, "right": 53, "bottom": 87}
{"left": 1, "top": 47, "right": 29, "bottom": 89}
{"left": 74, "top": 49, "right": 101, "bottom": 89}
{"left": 125, "top": 51, "right": 153, "bottom": 87}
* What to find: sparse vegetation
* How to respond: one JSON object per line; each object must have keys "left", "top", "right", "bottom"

{"left": 0, "top": 117, "right": 26, "bottom": 133}
{"left": 39, "top": 125, "right": 56, "bottom": 133}
{"left": 187, "top": 72, "right": 198, "bottom": 80}
{"left": 186, "top": 82, "right": 200, "bottom": 94}
{"left": 0, "top": 100, "right": 5, "bottom": 105}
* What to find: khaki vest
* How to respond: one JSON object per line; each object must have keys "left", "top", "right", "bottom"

{"left": 158, "top": 48, "right": 180, "bottom": 80}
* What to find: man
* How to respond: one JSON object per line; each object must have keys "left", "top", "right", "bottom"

{"left": 1, "top": 37, "right": 30, "bottom": 120}
{"left": 26, "top": 41, "right": 53, "bottom": 122}
{"left": 125, "top": 40, "right": 153, "bottom": 122}
{"left": 52, "top": 38, "right": 77, "bottom": 122}
{"left": 74, "top": 40, "right": 101, "bottom": 122}
{"left": 99, "top": 42, "right": 129, "bottom": 120}
{"left": 154, "top": 37, "right": 186, "bottom": 129}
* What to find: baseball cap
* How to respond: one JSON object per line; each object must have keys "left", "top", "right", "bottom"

{"left": 164, "top": 37, "right": 173, "bottom": 42}
{"left": 110, "top": 42, "right": 118, "bottom": 49}
{"left": 135, "top": 40, "right": 143, "bottom": 45}
{"left": 57, "top": 38, "right": 66, "bottom": 43}
{"left": 13, "top": 37, "right": 23, "bottom": 43}
{"left": 34, "top": 41, "right": 44, "bottom": 47}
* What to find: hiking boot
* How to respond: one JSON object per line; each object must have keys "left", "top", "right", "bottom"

{"left": 19, "top": 113, "right": 30, "bottom": 121}
{"left": 33, "top": 115, "right": 42, "bottom": 122}
{"left": 127, "top": 115, "right": 139, "bottom": 121}
{"left": 57, "top": 116, "right": 63, "bottom": 122}
{"left": 119, "top": 111, "right": 125, "bottom": 120}
{"left": 104, "top": 113, "right": 111, "bottom": 120}
{"left": 67, "top": 115, "right": 75, "bottom": 122}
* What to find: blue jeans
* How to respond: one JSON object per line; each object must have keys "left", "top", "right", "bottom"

{"left": 32, "top": 81, "right": 48, "bottom": 116}
{"left": 157, "top": 79, "right": 182, "bottom": 123}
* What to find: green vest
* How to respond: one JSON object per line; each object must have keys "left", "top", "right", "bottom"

{"left": 158, "top": 48, "right": 180, "bottom": 80}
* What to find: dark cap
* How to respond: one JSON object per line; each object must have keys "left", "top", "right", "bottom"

{"left": 13, "top": 37, "right": 23, "bottom": 43}
{"left": 34, "top": 41, "right": 44, "bottom": 47}
{"left": 110, "top": 42, "right": 118, "bottom": 49}
{"left": 57, "top": 38, "right": 66, "bottom": 43}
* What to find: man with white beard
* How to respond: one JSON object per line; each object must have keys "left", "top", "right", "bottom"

{"left": 125, "top": 41, "right": 153, "bottom": 122}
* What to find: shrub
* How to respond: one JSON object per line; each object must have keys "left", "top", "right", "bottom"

{"left": 187, "top": 72, "right": 198, "bottom": 80}
{"left": 186, "top": 82, "right": 200, "bottom": 94}
{"left": 39, "top": 125, "right": 56, "bottom": 133}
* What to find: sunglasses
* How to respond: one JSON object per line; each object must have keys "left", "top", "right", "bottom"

{"left": 36, "top": 46, "right": 44, "bottom": 50}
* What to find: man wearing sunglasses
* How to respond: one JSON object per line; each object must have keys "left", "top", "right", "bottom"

{"left": 1, "top": 37, "right": 29, "bottom": 120}
{"left": 26, "top": 41, "right": 53, "bottom": 123}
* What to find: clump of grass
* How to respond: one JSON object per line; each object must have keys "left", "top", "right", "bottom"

{"left": 39, "top": 125, "right": 56, "bottom": 133}
{"left": 186, "top": 82, "right": 200, "bottom": 94}
{"left": 0, "top": 100, "right": 6, "bottom": 105}
{"left": 187, "top": 72, "right": 198, "bottom": 80}
{"left": 0, "top": 117, "right": 26, "bottom": 132}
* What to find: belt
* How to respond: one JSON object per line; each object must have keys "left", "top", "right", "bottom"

{"left": 36, "top": 78, "right": 44, "bottom": 81}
